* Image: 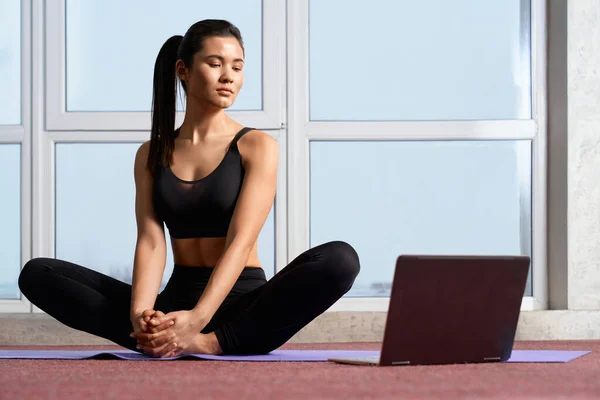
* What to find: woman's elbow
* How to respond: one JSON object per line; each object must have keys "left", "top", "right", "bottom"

{"left": 226, "top": 235, "right": 256, "bottom": 258}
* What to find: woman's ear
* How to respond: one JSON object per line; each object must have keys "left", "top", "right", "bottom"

{"left": 175, "top": 60, "right": 187, "bottom": 83}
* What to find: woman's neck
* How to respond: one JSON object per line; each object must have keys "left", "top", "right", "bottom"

{"left": 178, "top": 102, "right": 238, "bottom": 144}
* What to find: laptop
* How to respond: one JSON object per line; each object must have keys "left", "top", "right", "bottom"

{"left": 329, "top": 254, "right": 531, "bottom": 366}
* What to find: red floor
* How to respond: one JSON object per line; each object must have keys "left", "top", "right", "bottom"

{"left": 1, "top": 341, "right": 598, "bottom": 400}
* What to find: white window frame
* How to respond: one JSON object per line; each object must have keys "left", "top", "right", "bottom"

{"left": 0, "top": 0, "right": 31, "bottom": 312}
{"left": 8, "top": 0, "right": 547, "bottom": 315}
{"left": 44, "top": 0, "right": 285, "bottom": 132}
{"left": 286, "top": 0, "right": 548, "bottom": 312}
{"left": 29, "top": 0, "right": 288, "bottom": 313}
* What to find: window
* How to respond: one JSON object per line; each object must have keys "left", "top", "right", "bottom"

{"left": 310, "top": 140, "right": 532, "bottom": 297}
{"left": 0, "top": 0, "right": 21, "bottom": 125}
{"left": 0, "top": 144, "right": 21, "bottom": 299}
{"left": 31, "top": 0, "right": 286, "bottom": 314}
{"left": 0, "top": 0, "right": 29, "bottom": 313}
{"left": 8, "top": 0, "right": 546, "bottom": 316}
{"left": 309, "top": 0, "right": 531, "bottom": 121}
{"left": 65, "top": 1, "right": 262, "bottom": 112}
{"left": 288, "top": 0, "right": 544, "bottom": 311}
{"left": 46, "top": 0, "right": 284, "bottom": 130}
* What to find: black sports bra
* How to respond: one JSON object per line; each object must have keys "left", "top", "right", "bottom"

{"left": 153, "top": 127, "right": 253, "bottom": 239}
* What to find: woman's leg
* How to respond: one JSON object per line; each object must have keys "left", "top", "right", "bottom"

{"left": 18, "top": 257, "right": 140, "bottom": 350}
{"left": 205, "top": 241, "right": 360, "bottom": 354}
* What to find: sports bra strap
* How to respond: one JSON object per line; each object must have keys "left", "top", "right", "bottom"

{"left": 230, "top": 127, "right": 254, "bottom": 147}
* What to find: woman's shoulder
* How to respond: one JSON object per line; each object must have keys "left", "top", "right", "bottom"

{"left": 134, "top": 141, "right": 159, "bottom": 178}
{"left": 134, "top": 141, "right": 151, "bottom": 164}
{"left": 134, "top": 141, "right": 153, "bottom": 167}
{"left": 237, "top": 129, "right": 277, "bottom": 151}
{"left": 237, "top": 129, "right": 278, "bottom": 167}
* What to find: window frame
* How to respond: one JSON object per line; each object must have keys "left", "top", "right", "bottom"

{"left": 0, "top": 0, "right": 31, "bottom": 312}
{"left": 44, "top": 0, "right": 285, "bottom": 132}
{"left": 6, "top": 0, "right": 548, "bottom": 315}
{"left": 30, "top": 0, "right": 287, "bottom": 313}
{"left": 286, "top": 0, "right": 547, "bottom": 312}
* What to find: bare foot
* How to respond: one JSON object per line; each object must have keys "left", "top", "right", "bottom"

{"left": 189, "top": 333, "right": 223, "bottom": 355}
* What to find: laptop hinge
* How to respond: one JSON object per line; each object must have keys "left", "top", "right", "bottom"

{"left": 484, "top": 357, "right": 501, "bottom": 361}
{"left": 391, "top": 361, "right": 410, "bottom": 365}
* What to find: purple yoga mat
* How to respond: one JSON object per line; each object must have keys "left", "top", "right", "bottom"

{"left": 0, "top": 349, "right": 590, "bottom": 363}
{"left": 0, "top": 349, "right": 378, "bottom": 361}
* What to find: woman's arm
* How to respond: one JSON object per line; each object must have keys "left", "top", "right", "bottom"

{"left": 192, "top": 130, "right": 279, "bottom": 324}
{"left": 130, "top": 141, "right": 168, "bottom": 321}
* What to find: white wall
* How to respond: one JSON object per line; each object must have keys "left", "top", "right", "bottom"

{"left": 567, "top": 0, "right": 600, "bottom": 310}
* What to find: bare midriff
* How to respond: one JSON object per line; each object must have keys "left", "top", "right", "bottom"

{"left": 171, "top": 237, "right": 262, "bottom": 269}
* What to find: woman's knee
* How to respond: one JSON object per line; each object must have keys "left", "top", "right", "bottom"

{"left": 319, "top": 240, "right": 361, "bottom": 282}
{"left": 18, "top": 258, "right": 51, "bottom": 293}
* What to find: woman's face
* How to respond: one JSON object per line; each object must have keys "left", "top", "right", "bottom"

{"left": 178, "top": 36, "right": 245, "bottom": 110}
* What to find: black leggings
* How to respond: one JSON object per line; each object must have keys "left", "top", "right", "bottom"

{"left": 18, "top": 241, "right": 360, "bottom": 355}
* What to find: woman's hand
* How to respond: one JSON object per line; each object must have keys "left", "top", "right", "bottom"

{"left": 142, "top": 310, "right": 176, "bottom": 333}
{"left": 130, "top": 309, "right": 156, "bottom": 335}
{"left": 132, "top": 310, "right": 207, "bottom": 358}
{"left": 130, "top": 310, "right": 176, "bottom": 355}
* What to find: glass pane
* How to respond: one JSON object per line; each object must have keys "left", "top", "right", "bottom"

{"left": 55, "top": 143, "right": 275, "bottom": 292}
{"left": 0, "top": 144, "right": 21, "bottom": 299}
{"left": 66, "top": 0, "right": 262, "bottom": 112}
{"left": 259, "top": 206, "right": 276, "bottom": 280}
{"left": 310, "top": 140, "right": 532, "bottom": 297}
{"left": 309, "top": 0, "right": 531, "bottom": 121}
{"left": 0, "top": 0, "right": 21, "bottom": 124}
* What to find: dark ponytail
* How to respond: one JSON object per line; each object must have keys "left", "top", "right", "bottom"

{"left": 148, "top": 35, "right": 183, "bottom": 175}
{"left": 147, "top": 20, "right": 245, "bottom": 175}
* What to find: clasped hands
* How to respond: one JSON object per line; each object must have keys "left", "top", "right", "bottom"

{"left": 130, "top": 309, "right": 205, "bottom": 358}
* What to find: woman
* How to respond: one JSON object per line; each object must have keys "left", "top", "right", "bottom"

{"left": 18, "top": 19, "right": 360, "bottom": 357}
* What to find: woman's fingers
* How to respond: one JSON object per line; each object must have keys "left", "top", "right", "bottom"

{"left": 147, "top": 310, "right": 172, "bottom": 333}
{"left": 149, "top": 319, "right": 175, "bottom": 334}
{"left": 165, "top": 346, "right": 183, "bottom": 359}
{"left": 138, "top": 341, "right": 177, "bottom": 358}
{"left": 135, "top": 331, "right": 176, "bottom": 356}
{"left": 147, "top": 311, "right": 164, "bottom": 322}
{"left": 141, "top": 310, "right": 155, "bottom": 325}
{"left": 141, "top": 310, "right": 167, "bottom": 330}
{"left": 159, "top": 343, "right": 179, "bottom": 358}
{"left": 149, "top": 332, "right": 174, "bottom": 348}
{"left": 147, "top": 313, "right": 176, "bottom": 329}
{"left": 132, "top": 329, "right": 174, "bottom": 347}
{"left": 139, "top": 320, "right": 147, "bottom": 332}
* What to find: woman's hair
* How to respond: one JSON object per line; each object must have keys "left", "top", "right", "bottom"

{"left": 147, "top": 19, "right": 244, "bottom": 174}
